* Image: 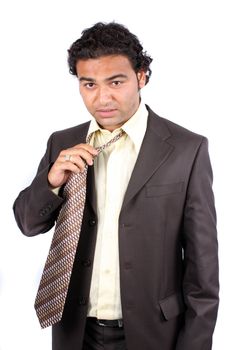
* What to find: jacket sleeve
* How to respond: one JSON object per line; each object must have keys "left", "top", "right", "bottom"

{"left": 13, "top": 133, "right": 64, "bottom": 236}
{"left": 176, "top": 137, "right": 219, "bottom": 350}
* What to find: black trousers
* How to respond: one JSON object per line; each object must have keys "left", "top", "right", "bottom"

{"left": 82, "top": 318, "right": 127, "bottom": 350}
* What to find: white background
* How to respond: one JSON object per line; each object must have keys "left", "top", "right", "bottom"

{"left": 0, "top": 0, "right": 232, "bottom": 349}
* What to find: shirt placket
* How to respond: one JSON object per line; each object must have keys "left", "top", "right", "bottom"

{"left": 96, "top": 143, "right": 120, "bottom": 319}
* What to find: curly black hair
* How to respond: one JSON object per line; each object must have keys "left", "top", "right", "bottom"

{"left": 68, "top": 22, "right": 153, "bottom": 84}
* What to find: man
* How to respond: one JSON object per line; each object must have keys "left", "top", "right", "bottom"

{"left": 13, "top": 22, "right": 219, "bottom": 350}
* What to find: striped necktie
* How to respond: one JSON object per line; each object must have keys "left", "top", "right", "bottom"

{"left": 34, "top": 130, "right": 125, "bottom": 328}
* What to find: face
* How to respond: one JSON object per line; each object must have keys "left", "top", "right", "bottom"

{"left": 76, "top": 55, "right": 146, "bottom": 131}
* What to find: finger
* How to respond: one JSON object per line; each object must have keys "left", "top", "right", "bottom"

{"left": 68, "top": 156, "right": 87, "bottom": 172}
{"left": 55, "top": 159, "right": 85, "bottom": 174}
{"left": 71, "top": 149, "right": 95, "bottom": 166}
{"left": 61, "top": 148, "right": 95, "bottom": 167}
{"left": 59, "top": 153, "right": 89, "bottom": 173}
{"left": 48, "top": 161, "right": 83, "bottom": 187}
{"left": 67, "top": 143, "right": 98, "bottom": 156}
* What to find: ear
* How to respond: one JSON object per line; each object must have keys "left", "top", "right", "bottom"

{"left": 137, "top": 71, "right": 147, "bottom": 89}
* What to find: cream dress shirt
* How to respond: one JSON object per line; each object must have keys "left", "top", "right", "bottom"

{"left": 87, "top": 102, "right": 148, "bottom": 320}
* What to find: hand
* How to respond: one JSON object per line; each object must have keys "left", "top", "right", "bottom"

{"left": 48, "top": 143, "right": 98, "bottom": 188}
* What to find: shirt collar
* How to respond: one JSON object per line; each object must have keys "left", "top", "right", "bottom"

{"left": 121, "top": 102, "right": 148, "bottom": 153}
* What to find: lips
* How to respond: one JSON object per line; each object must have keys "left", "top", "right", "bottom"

{"left": 96, "top": 108, "right": 117, "bottom": 117}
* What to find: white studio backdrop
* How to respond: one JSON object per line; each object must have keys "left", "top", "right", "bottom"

{"left": 0, "top": 0, "right": 232, "bottom": 349}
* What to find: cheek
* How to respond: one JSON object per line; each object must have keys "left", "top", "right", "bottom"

{"left": 122, "top": 87, "right": 140, "bottom": 108}
{"left": 80, "top": 91, "right": 93, "bottom": 108}
{"left": 117, "top": 87, "right": 137, "bottom": 104}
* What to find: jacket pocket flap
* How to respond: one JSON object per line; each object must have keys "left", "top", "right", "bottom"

{"left": 146, "top": 182, "right": 184, "bottom": 197}
{"left": 159, "top": 292, "right": 186, "bottom": 321}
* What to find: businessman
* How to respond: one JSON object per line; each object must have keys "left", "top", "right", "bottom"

{"left": 13, "top": 22, "right": 219, "bottom": 350}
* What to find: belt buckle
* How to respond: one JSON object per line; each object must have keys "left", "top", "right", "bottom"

{"left": 117, "top": 319, "right": 123, "bottom": 327}
{"left": 95, "top": 318, "right": 123, "bottom": 327}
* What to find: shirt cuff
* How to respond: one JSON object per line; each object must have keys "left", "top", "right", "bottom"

{"left": 51, "top": 187, "right": 61, "bottom": 196}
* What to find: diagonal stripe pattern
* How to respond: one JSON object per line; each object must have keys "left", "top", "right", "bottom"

{"left": 34, "top": 130, "right": 125, "bottom": 328}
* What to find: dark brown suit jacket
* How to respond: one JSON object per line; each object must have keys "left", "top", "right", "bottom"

{"left": 13, "top": 106, "right": 219, "bottom": 350}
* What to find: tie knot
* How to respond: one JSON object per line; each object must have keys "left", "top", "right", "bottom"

{"left": 87, "top": 130, "right": 125, "bottom": 154}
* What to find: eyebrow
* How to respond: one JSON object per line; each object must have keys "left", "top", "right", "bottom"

{"left": 78, "top": 74, "right": 128, "bottom": 82}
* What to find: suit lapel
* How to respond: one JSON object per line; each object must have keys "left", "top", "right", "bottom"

{"left": 84, "top": 107, "right": 174, "bottom": 214}
{"left": 121, "top": 109, "right": 174, "bottom": 210}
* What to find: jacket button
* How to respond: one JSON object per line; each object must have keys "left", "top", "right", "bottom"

{"left": 88, "top": 219, "right": 96, "bottom": 226}
{"left": 78, "top": 297, "right": 87, "bottom": 305}
{"left": 81, "top": 259, "right": 92, "bottom": 267}
{"left": 124, "top": 262, "right": 132, "bottom": 270}
{"left": 45, "top": 204, "right": 52, "bottom": 213}
{"left": 39, "top": 204, "right": 53, "bottom": 216}
{"left": 39, "top": 209, "right": 46, "bottom": 217}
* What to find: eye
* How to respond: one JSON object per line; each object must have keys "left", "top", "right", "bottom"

{"left": 111, "top": 80, "right": 122, "bottom": 87}
{"left": 84, "top": 82, "right": 95, "bottom": 89}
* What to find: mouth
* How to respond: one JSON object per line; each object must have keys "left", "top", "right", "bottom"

{"left": 95, "top": 108, "right": 117, "bottom": 118}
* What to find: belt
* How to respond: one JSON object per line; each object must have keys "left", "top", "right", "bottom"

{"left": 89, "top": 317, "right": 124, "bottom": 328}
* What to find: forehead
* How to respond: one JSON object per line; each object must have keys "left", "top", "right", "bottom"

{"left": 76, "top": 55, "right": 134, "bottom": 78}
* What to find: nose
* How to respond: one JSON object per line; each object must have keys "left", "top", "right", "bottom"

{"left": 98, "top": 86, "right": 112, "bottom": 106}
